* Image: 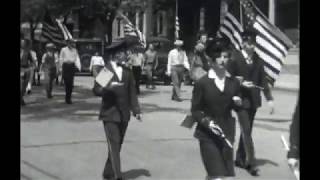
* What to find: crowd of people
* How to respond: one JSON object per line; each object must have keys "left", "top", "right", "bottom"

{"left": 21, "top": 31, "right": 299, "bottom": 180}
{"left": 20, "top": 37, "right": 80, "bottom": 106}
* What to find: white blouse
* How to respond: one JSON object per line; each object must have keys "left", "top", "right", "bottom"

{"left": 208, "top": 69, "right": 227, "bottom": 92}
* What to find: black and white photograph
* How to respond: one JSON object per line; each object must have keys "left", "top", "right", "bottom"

{"left": 21, "top": 0, "right": 299, "bottom": 179}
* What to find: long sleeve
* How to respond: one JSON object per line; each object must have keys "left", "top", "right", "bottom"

{"left": 191, "top": 81, "right": 205, "bottom": 123}
{"left": 41, "top": 53, "right": 47, "bottom": 64}
{"left": 75, "top": 50, "right": 81, "bottom": 70}
{"left": 167, "top": 51, "right": 172, "bottom": 73}
{"left": 183, "top": 51, "right": 190, "bottom": 70}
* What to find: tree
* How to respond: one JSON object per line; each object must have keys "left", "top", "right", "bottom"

{"left": 20, "top": 0, "right": 46, "bottom": 43}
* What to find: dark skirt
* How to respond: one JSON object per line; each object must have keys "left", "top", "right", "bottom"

{"left": 199, "top": 136, "right": 235, "bottom": 177}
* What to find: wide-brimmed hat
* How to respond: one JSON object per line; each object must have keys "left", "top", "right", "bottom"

{"left": 174, "top": 40, "right": 184, "bottom": 46}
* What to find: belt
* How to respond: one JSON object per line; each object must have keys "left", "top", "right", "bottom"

{"left": 172, "top": 64, "right": 184, "bottom": 67}
{"left": 63, "top": 61, "right": 75, "bottom": 64}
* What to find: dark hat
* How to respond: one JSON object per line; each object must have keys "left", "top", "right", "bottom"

{"left": 205, "top": 37, "right": 229, "bottom": 59}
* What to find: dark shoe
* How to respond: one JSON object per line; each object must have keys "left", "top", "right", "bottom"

{"left": 151, "top": 86, "right": 156, "bottom": 90}
{"left": 173, "top": 97, "right": 183, "bottom": 102}
{"left": 66, "top": 100, "right": 72, "bottom": 104}
{"left": 47, "top": 95, "right": 53, "bottom": 99}
{"left": 247, "top": 165, "right": 260, "bottom": 176}
{"left": 235, "top": 160, "right": 246, "bottom": 169}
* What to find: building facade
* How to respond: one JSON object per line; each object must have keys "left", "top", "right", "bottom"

{"left": 21, "top": 0, "right": 299, "bottom": 50}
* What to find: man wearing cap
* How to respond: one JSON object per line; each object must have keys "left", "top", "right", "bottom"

{"left": 59, "top": 39, "right": 81, "bottom": 104}
{"left": 40, "top": 43, "right": 59, "bottom": 98}
{"left": 227, "top": 31, "right": 274, "bottom": 176}
{"left": 167, "top": 40, "right": 190, "bottom": 102}
{"left": 93, "top": 40, "right": 142, "bottom": 180}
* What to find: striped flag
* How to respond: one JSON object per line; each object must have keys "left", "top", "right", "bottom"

{"left": 119, "top": 12, "right": 146, "bottom": 48}
{"left": 218, "top": 11, "right": 244, "bottom": 50}
{"left": 240, "top": 0, "right": 293, "bottom": 85}
{"left": 41, "top": 10, "right": 72, "bottom": 47}
{"left": 218, "top": 0, "right": 293, "bottom": 85}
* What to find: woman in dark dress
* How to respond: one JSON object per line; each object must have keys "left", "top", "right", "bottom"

{"left": 191, "top": 39, "right": 242, "bottom": 180}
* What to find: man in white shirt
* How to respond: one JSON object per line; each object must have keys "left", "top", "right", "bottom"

{"left": 166, "top": 40, "right": 190, "bottom": 102}
{"left": 59, "top": 39, "right": 81, "bottom": 104}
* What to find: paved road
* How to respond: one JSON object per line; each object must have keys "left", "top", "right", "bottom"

{"left": 21, "top": 77, "right": 299, "bottom": 180}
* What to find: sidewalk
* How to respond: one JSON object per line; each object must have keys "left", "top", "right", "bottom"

{"left": 274, "top": 49, "right": 299, "bottom": 92}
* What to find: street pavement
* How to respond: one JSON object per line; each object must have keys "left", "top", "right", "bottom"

{"left": 21, "top": 74, "right": 299, "bottom": 180}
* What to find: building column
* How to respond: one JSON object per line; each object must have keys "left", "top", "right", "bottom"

{"left": 162, "top": 11, "right": 167, "bottom": 36}
{"left": 72, "top": 12, "right": 80, "bottom": 38}
{"left": 135, "top": 11, "right": 140, "bottom": 29}
{"left": 268, "top": 0, "right": 276, "bottom": 25}
{"left": 143, "top": 0, "right": 153, "bottom": 37}
{"left": 199, "top": 7, "right": 205, "bottom": 31}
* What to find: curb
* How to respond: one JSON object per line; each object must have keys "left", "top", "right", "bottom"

{"left": 273, "top": 86, "right": 299, "bottom": 92}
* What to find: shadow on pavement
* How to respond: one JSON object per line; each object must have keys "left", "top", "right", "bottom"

{"left": 141, "top": 103, "right": 188, "bottom": 114}
{"left": 21, "top": 160, "right": 62, "bottom": 180}
{"left": 122, "top": 169, "right": 151, "bottom": 179}
{"left": 21, "top": 86, "right": 101, "bottom": 122}
{"left": 255, "top": 158, "right": 279, "bottom": 167}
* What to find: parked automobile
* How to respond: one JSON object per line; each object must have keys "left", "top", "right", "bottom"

{"left": 141, "top": 37, "right": 173, "bottom": 85}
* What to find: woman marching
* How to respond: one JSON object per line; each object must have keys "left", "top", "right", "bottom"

{"left": 191, "top": 38, "right": 242, "bottom": 180}
{"left": 40, "top": 43, "right": 59, "bottom": 99}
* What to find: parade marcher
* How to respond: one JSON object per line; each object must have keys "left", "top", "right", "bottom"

{"left": 127, "top": 46, "right": 145, "bottom": 94}
{"left": 59, "top": 39, "right": 81, "bottom": 104}
{"left": 167, "top": 40, "right": 190, "bottom": 102}
{"left": 92, "top": 41, "right": 142, "bottom": 180}
{"left": 20, "top": 39, "right": 37, "bottom": 106}
{"left": 287, "top": 97, "right": 299, "bottom": 176}
{"left": 26, "top": 47, "right": 38, "bottom": 94}
{"left": 191, "top": 39, "right": 242, "bottom": 180}
{"left": 144, "top": 44, "right": 158, "bottom": 89}
{"left": 227, "top": 31, "right": 274, "bottom": 176}
{"left": 89, "top": 51, "right": 105, "bottom": 77}
{"left": 40, "top": 43, "right": 59, "bottom": 99}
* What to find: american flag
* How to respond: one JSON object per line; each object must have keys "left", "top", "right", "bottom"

{"left": 218, "top": 11, "right": 244, "bottom": 51}
{"left": 119, "top": 12, "right": 146, "bottom": 48}
{"left": 218, "top": 0, "right": 294, "bottom": 85}
{"left": 42, "top": 10, "right": 72, "bottom": 47}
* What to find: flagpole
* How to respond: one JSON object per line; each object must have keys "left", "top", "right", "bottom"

{"left": 240, "top": 0, "right": 243, "bottom": 26}
{"left": 175, "top": 0, "right": 179, "bottom": 40}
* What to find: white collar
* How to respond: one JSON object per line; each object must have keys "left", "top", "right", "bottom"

{"left": 208, "top": 69, "right": 231, "bottom": 79}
